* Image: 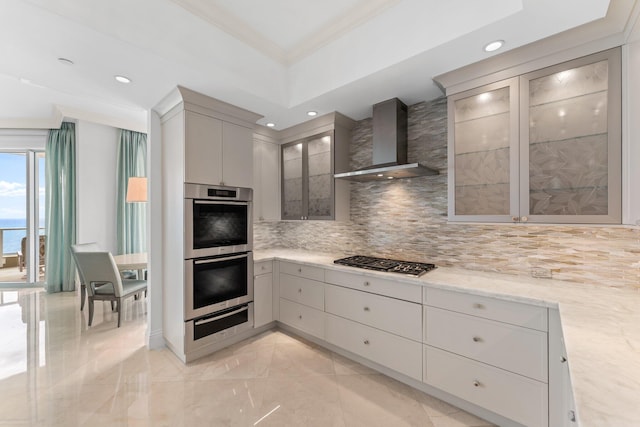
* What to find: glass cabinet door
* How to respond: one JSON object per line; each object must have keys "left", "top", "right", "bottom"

{"left": 448, "top": 78, "right": 520, "bottom": 221}
{"left": 306, "top": 133, "right": 333, "bottom": 219}
{"left": 521, "top": 48, "right": 621, "bottom": 223}
{"left": 282, "top": 142, "right": 303, "bottom": 219}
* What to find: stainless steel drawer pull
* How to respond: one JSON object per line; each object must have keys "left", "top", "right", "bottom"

{"left": 364, "top": 306, "right": 370, "bottom": 312}
{"left": 194, "top": 305, "right": 249, "bottom": 325}
{"left": 473, "top": 380, "right": 481, "bottom": 387}
{"left": 363, "top": 340, "right": 370, "bottom": 345}
{"left": 561, "top": 356, "right": 567, "bottom": 363}
{"left": 472, "top": 303, "right": 484, "bottom": 309}
{"left": 472, "top": 336, "right": 482, "bottom": 342}
{"left": 298, "top": 288, "right": 302, "bottom": 293}
{"left": 363, "top": 281, "right": 370, "bottom": 286}
{"left": 298, "top": 268, "right": 302, "bottom": 273}
{"left": 298, "top": 315, "right": 302, "bottom": 319}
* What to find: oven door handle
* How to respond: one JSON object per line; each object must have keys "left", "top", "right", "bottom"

{"left": 193, "top": 200, "right": 249, "bottom": 206}
{"left": 194, "top": 305, "right": 249, "bottom": 326}
{"left": 194, "top": 253, "right": 248, "bottom": 265}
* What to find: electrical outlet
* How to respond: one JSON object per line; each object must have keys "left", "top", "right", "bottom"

{"left": 531, "top": 267, "right": 552, "bottom": 279}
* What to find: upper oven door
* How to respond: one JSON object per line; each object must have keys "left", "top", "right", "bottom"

{"left": 185, "top": 199, "right": 253, "bottom": 259}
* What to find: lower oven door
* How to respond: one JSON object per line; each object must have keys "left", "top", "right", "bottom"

{"left": 185, "top": 302, "right": 254, "bottom": 353}
{"left": 185, "top": 252, "right": 254, "bottom": 320}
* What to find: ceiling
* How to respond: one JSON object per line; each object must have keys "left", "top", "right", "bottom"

{"left": 0, "top": 0, "right": 637, "bottom": 132}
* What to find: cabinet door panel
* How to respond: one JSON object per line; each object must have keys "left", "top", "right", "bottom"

{"left": 221, "top": 122, "right": 253, "bottom": 188}
{"left": 254, "top": 273, "right": 273, "bottom": 327}
{"left": 279, "top": 273, "right": 324, "bottom": 310}
{"left": 282, "top": 142, "right": 304, "bottom": 219}
{"left": 279, "top": 298, "right": 325, "bottom": 339}
{"left": 185, "top": 111, "right": 223, "bottom": 185}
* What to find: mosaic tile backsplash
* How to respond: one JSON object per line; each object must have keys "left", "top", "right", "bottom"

{"left": 254, "top": 97, "right": 640, "bottom": 289}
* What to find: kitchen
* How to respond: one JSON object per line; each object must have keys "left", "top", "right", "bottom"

{"left": 2, "top": 0, "right": 640, "bottom": 426}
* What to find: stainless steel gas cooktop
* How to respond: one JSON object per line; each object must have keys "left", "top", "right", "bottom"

{"left": 333, "top": 255, "right": 436, "bottom": 277}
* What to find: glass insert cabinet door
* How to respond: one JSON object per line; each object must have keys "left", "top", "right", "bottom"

{"left": 281, "top": 131, "right": 334, "bottom": 220}
{"left": 448, "top": 78, "right": 520, "bottom": 221}
{"left": 520, "top": 48, "right": 621, "bottom": 223}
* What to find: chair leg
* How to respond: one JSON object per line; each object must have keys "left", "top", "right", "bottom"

{"left": 88, "top": 298, "right": 94, "bottom": 326}
{"left": 80, "top": 285, "right": 86, "bottom": 311}
{"left": 117, "top": 297, "right": 123, "bottom": 327}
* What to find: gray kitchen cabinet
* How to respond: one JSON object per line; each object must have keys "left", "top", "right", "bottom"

{"left": 253, "top": 260, "right": 274, "bottom": 328}
{"left": 549, "top": 309, "right": 578, "bottom": 426}
{"left": 185, "top": 110, "right": 253, "bottom": 188}
{"left": 279, "top": 112, "right": 353, "bottom": 221}
{"left": 448, "top": 47, "right": 621, "bottom": 224}
{"left": 253, "top": 129, "right": 280, "bottom": 221}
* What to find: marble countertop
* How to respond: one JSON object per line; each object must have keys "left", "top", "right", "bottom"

{"left": 255, "top": 249, "right": 640, "bottom": 427}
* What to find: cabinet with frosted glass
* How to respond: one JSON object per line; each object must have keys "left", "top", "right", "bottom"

{"left": 448, "top": 48, "right": 621, "bottom": 223}
{"left": 282, "top": 130, "right": 336, "bottom": 220}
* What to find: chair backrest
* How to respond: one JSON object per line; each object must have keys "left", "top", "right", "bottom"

{"left": 71, "top": 242, "right": 102, "bottom": 285}
{"left": 72, "top": 251, "right": 124, "bottom": 297}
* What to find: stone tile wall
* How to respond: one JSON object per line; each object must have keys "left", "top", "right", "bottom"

{"left": 254, "top": 97, "right": 640, "bottom": 289}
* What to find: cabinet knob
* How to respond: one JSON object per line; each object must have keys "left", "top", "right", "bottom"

{"left": 521, "top": 216, "right": 529, "bottom": 222}
{"left": 512, "top": 216, "right": 519, "bottom": 222}
{"left": 298, "top": 315, "right": 302, "bottom": 320}
{"left": 298, "top": 288, "right": 302, "bottom": 293}
{"left": 473, "top": 380, "right": 481, "bottom": 387}
{"left": 561, "top": 356, "right": 567, "bottom": 363}
{"left": 568, "top": 410, "right": 576, "bottom": 422}
{"left": 364, "top": 306, "right": 370, "bottom": 312}
{"left": 363, "top": 281, "right": 370, "bottom": 287}
{"left": 472, "top": 303, "right": 484, "bottom": 309}
{"left": 363, "top": 340, "right": 370, "bottom": 345}
{"left": 472, "top": 336, "right": 482, "bottom": 343}
{"left": 298, "top": 268, "right": 302, "bottom": 273}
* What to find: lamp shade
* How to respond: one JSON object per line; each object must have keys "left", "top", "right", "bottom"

{"left": 126, "top": 177, "right": 147, "bottom": 202}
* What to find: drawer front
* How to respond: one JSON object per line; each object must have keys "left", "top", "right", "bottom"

{"left": 325, "top": 284, "right": 422, "bottom": 341}
{"left": 425, "top": 288, "right": 548, "bottom": 331}
{"left": 325, "top": 269, "right": 422, "bottom": 303}
{"left": 280, "top": 273, "right": 324, "bottom": 310}
{"left": 425, "top": 307, "right": 548, "bottom": 382}
{"left": 326, "top": 314, "right": 422, "bottom": 381}
{"left": 425, "top": 346, "right": 548, "bottom": 427}
{"left": 254, "top": 260, "right": 273, "bottom": 275}
{"left": 279, "top": 261, "right": 324, "bottom": 282}
{"left": 279, "top": 299, "right": 325, "bottom": 339}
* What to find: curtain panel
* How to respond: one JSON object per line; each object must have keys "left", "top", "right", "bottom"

{"left": 116, "top": 129, "right": 147, "bottom": 254}
{"left": 45, "top": 122, "right": 76, "bottom": 293}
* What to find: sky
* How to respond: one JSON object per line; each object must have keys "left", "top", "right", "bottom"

{"left": 0, "top": 152, "right": 45, "bottom": 221}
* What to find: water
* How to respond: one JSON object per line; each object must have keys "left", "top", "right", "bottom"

{"left": 0, "top": 219, "right": 45, "bottom": 254}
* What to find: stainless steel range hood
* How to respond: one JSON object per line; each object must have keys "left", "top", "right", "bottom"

{"left": 334, "top": 98, "right": 438, "bottom": 182}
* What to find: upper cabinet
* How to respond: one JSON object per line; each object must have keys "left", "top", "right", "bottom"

{"left": 447, "top": 48, "right": 621, "bottom": 224}
{"left": 253, "top": 128, "right": 280, "bottom": 221}
{"left": 280, "top": 113, "right": 353, "bottom": 221}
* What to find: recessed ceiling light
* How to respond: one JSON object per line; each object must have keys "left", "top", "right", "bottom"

{"left": 266, "top": 122, "right": 275, "bottom": 127}
{"left": 114, "top": 75, "right": 131, "bottom": 84}
{"left": 483, "top": 40, "right": 504, "bottom": 52}
{"left": 57, "top": 57, "right": 74, "bottom": 66}
{"left": 307, "top": 111, "right": 318, "bottom": 117}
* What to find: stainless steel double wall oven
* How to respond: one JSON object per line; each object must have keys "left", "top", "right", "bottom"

{"left": 184, "top": 183, "right": 254, "bottom": 352}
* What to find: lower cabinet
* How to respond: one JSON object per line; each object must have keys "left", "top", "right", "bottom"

{"left": 326, "top": 313, "right": 422, "bottom": 381}
{"left": 425, "top": 346, "right": 548, "bottom": 427}
{"left": 254, "top": 261, "right": 274, "bottom": 328}
{"left": 279, "top": 298, "right": 325, "bottom": 339}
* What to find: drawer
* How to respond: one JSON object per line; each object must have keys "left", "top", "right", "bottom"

{"left": 279, "top": 299, "right": 325, "bottom": 339}
{"left": 424, "top": 288, "right": 548, "bottom": 331}
{"left": 326, "top": 314, "right": 422, "bottom": 381}
{"left": 325, "top": 284, "right": 422, "bottom": 341}
{"left": 325, "top": 269, "right": 422, "bottom": 303}
{"left": 425, "top": 307, "right": 548, "bottom": 382}
{"left": 280, "top": 273, "right": 324, "bottom": 310}
{"left": 279, "top": 261, "right": 324, "bottom": 282}
{"left": 425, "top": 346, "right": 548, "bottom": 427}
{"left": 254, "top": 260, "right": 273, "bottom": 275}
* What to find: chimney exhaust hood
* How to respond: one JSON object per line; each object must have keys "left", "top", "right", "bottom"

{"left": 334, "top": 98, "right": 438, "bottom": 182}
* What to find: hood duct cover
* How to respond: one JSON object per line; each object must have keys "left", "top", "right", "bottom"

{"left": 334, "top": 98, "right": 438, "bottom": 182}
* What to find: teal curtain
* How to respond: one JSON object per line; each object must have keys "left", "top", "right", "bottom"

{"left": 116, "top": 129, "right": 147, "bottom": 254}
{"left": 45, "top": 122, "right": 76, "bottom": 293}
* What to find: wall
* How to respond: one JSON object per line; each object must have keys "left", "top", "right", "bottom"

{"left": 76, "top": 121, "right": 118, "bottom": 253}
{"left": 255, "top": 97, "right": 640, "bottom": 289}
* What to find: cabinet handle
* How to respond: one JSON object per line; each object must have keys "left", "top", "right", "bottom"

{"left": 473, "top": 380, "right": 481, "bottom": 387}
{"left": 298, "top": 268, "right": 302, "bottom": 273}
{"left": 561, "top": 356, "right": 567, "bottom": 363}
{"left": 261, "top": 265, "right": 266, "bottom": 271}
{"left": 521, "top": 216, "right": 528, "bottom": 222}
{"left": 472, "top": 336, "right": 482, "bottom": 343}
{"left": 363, "top": 306, "right": 370, "bottom": 312}
{"left": 512, "top": 216, "right": 519, "bottom": 222}
{"left": 298, "top": 288, "right": 302, "bottom": 293}
{"left": 363, "top": 281, "right": 370, "bottom": 287}
{"left": 298, "top": 315, "right": 302, "bottom": 320}
{"left": 472, "top": 303, "right": 484, "bottom": 309}
{"left": 363, "top": 340, "right": 370, "bottom": 345}
{"left": 568, "top": 410, "right": 576, "bottom": 422}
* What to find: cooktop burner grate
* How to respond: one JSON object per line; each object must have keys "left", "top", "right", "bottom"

{"left": 334, "top": 255, "right": 436, "bottom": 277}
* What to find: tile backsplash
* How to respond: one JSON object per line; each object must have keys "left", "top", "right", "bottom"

{"left": 255, "top": 97, "right": 640, "bottom": 289}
